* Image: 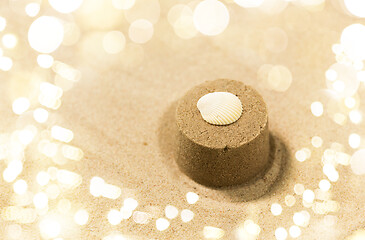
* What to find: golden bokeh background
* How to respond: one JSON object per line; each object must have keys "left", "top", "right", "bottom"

{"left": 0, "top": 0, "right": 365, "bottom": 239}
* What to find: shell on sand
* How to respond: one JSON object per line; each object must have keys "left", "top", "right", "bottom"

{"left": 196, "top": 92, "right": 243, "bottom": 126}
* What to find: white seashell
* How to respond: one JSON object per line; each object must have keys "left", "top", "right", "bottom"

{"left": 197, "top": 92, "right": 242, "bottom": 126}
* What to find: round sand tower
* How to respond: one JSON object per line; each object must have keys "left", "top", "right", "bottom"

{"left": 175, "top": 79, "right": 270, "bottom": 188}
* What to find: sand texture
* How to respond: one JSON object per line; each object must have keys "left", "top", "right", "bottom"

{"left": 175, "top": 79, "right": 271, "bottom": 187}
{"left": 0, "top": 1, "right": 364, "bottom": 240}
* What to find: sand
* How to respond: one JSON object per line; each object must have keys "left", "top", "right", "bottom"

{"left": 0, "top": 1, "right": 364, "bottom": 240}
{"left": 175, "top": 79, "right": 272, "bottom": 187}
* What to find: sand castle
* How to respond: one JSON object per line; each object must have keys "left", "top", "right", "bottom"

{"left": 175, "top": 79, "right": 273, "bottom": 188}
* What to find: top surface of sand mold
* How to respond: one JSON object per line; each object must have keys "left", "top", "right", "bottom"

{"left": 176, "top": 79, "right": 268, "bottom": 149}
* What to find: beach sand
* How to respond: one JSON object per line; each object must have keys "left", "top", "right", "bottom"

{"left": 0, "top": 0, "right": 364, "bottom": 239}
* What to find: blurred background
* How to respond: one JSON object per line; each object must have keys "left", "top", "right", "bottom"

{"left": 0, "top": 0, "right": 365, "bottom": 239}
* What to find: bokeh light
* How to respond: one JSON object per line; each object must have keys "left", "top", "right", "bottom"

{"left": 350, "top": 149, "right": 365, "bottom": 175}
{"left": 333, "top": 112, "right": 347, "bottom": 125}
{"left": 275, "top": 227, "right": 288, "bottom": 240}
{"left": 33, "top": 192, "right": 49, "bottom": 209}
{"left": 3, "top": 160, "right": 23, "bottom": 183}
{"left": 40, "top": 81, "right": 63, "bottom": 98}
{"left": 285, "top": 195, "right": 296, "bottom": 207}
{"left": 344, "top": 0, "right": 365, "bottom": 18}
{"left": 123, "top": 198, "right": 138, "bottom": 211}
{"left": 39, "top": 141, "right": 59, "bottom": 160}
{"left": 326, "top": 63, "right": 359, "bottom": 98}
{"left": 271, "top": 203, "right": 283, "bottom": 216}
{"left": 293, "top": 211, "right": 310, "bottom": 227}
{"left": 186, "top": 192, "right": 199, "bottom": 204}
{"left": 168, "top": 4, "right": 192, "bottom": 25}
{"left": 128, "top": 19, "right": 154, "bottom": 44}
{"left": 326, "top": 69, "right": 337, "bottom": 81}
{"left": 346, "top": 229, "right": 365, "bottom": 240}
{"left": 267, "top": 65, "right": 292, "bottom": 92}
{"left": 348, "top": 133, "right": 361, "bottom": 149}
{"left": 37, "top": 54, "right": 54, "bottom": 69}
{"left": 103, "top": 31, "right": 126, "bottom": 54}
{"left": 57, "top": 169, "right": 82, "bottom": 188}
{"left": 295, "top": 149, "right": 310, "bottom": 162}
{"left": 289, "top": 225, "right": 301, "bottom": 238}
{"left": 108, "top": 209, "right": 122, "bottom": 225}
{"left": 37, "top": 171, "right": 50, "bottom": 186}
{"left": 238, "top": 219, "right": 261, "bottom": 237}
{"left": 296, "top": 0, "right": 325, "bottom": 11}
{"left": 62, "top": 145, "right": 84, "bottom": 161}
{"left": 357, "top": 71, "right": 365, "bottom": 82}
{"left": 112, "top": 0, "right": 135, "bottom": 10}
{"left": 6, "top": 224, "right": 22, "bottom": 239}
{"left": 33, "top": 108, "right": 49, "bottom": 123}
{"left": 311, "top": 101, "right": 323, "bottom": 117}
{"left": 2, "top": 34, "right": 17, "bottom": 49}
{"left": 156, "top": 218, "right": 170, "bottom": 231}
{"left": 169, "top": 5, "right": 197, "bottom": 39}
{"left": 90, "top": 176, "right": 105, "bottom": 197}
{"left": 323, "top": 164, "right": 339, "bottom": 182}
{"left": 234, "top": 0, "right": 264, "bottom": 8}
{"left": 74, "top": 209, "right": 89, "bottom": 225}
{"left": 133, "top": 211, "right": 151, "bottom": 224}
{"left": 18, "top": 126, "right": 37, "bottom": 145}
{"left": 49, "top": 0, "right": 84, "bottom": 13}
{"left": 0, "top": 16, "right": 6, "bottom": 31}
{"left": 25, "top": 3, "right": 40, "bottom": 17}
{"left": 294, "top": 183, "right": 305, "bottom": 195}
{"left": 90, "top": 176, "right": 121, "bottom": 199}
{"left": 344, "top": 96, "right": 356, "bottom": 109}
{"left": 12, "top": 98, "right": 30, "bottom": 115}
{"left": 0, "top": 0, "right": 363, "bottom": 239}
{"left": 0, "top": 56, "right": 13, "bottom": 71}
{"left": 28, "top": 16, "right": 64, "bottom": 53}
{"left": 101, "top": 183, "right": 121, "bottom": 199}
{"left": 181, "top": 209, "right": 194, "bottom": 222}
{"left": 311, "top": 136, "right": 323, "bottom": 148}
{"left": 165, "top": 205, "right": 179, "bottom": 219}
{"left": 341, "top": 24, "right": 365, "bottom": 61}
{"left": 13, "top": 179, "right": 28, "bottom": 195}
{"left": 303, "top": 189, "right": 315, "bottom": 203}
{"left": 62, "top": 22, "right": 81, "bottom": 46}
{"left": 39, "top": 217, "right": 61, "bottom": 239}
{"left": 51, "top": 126, "right": 74, "bottom": 143}
{"left": 203, "top": 226, "right": 225, "bottom": 239}
{"left": 193, "top": 0, "right": 229, "bottom": 36}
{"left": 349, "top": 110, "right": 362, "bottom": 124}
{"left": 319, "top": 179, "right": 331, "bottom": 191}
{"left": 120, "top": 206, "right": 133, "bottom": 220}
